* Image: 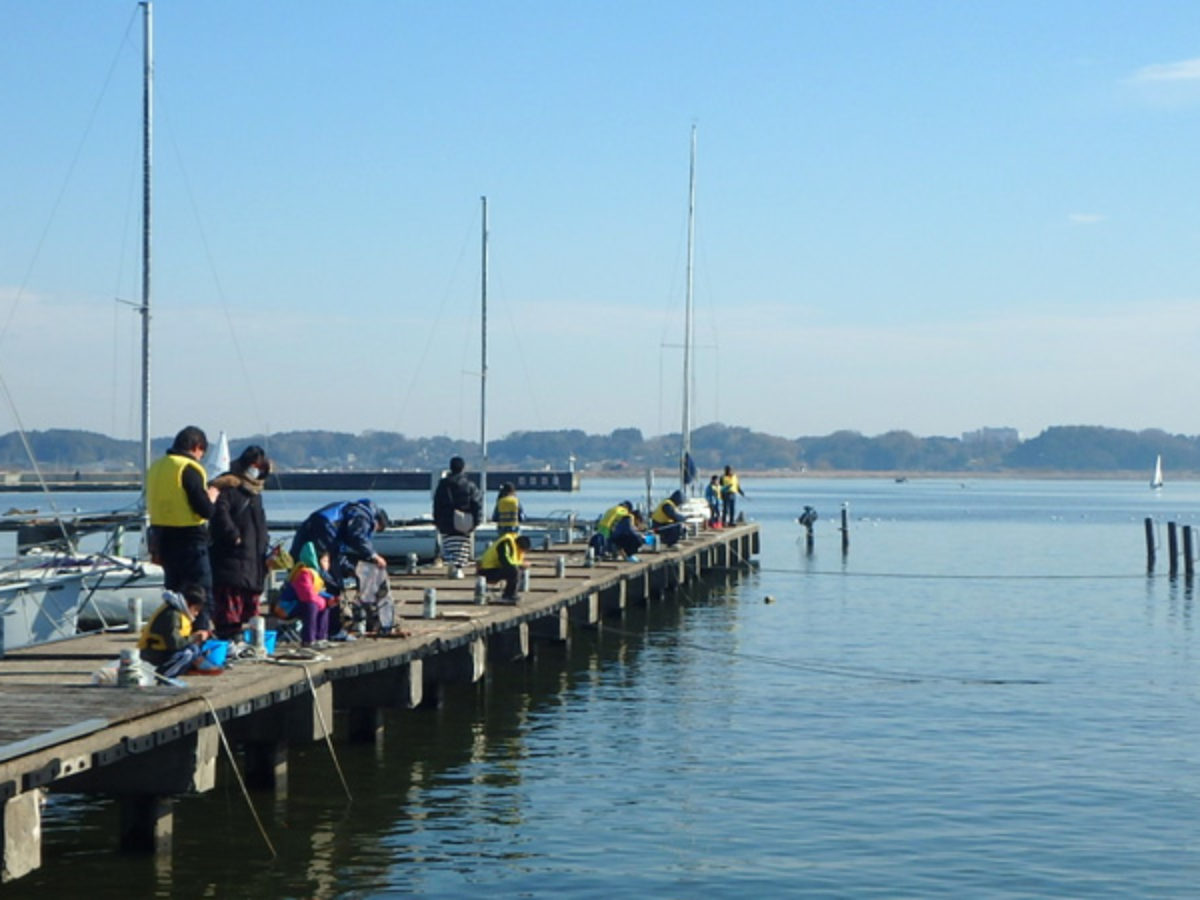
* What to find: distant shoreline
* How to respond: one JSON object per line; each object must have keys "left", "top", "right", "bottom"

{"left": 587, "top": 469, "right": 1188, "bottom": 481}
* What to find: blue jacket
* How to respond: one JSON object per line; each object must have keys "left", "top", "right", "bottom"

{"left": 290, "top": 498, "right": 380, "bottom": 563}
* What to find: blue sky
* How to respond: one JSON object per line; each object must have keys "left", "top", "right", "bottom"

{"left": 3, "top": 1, "right": 1200, "bottom": 446}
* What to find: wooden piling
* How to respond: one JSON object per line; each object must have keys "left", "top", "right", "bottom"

{"left": 1145, "top": 517, "right": 1156, "bottom": 573}
{"left": 840, "top": 504, "right": 849, "bottom": 555}
{"left": 1168, "top": 522, "right": 1179, "bottom": 576}
{"left": 1184, "top": 526, "right": 1195, "bottom": 579}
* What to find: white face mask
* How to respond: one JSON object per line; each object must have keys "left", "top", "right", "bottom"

{"left": 245, "top": 466, "right": 261, "bottom": 480}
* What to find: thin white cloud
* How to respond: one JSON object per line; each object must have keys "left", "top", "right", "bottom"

{"left": 1131, "top": 58, "right": 1200, "bottom": 83}
{"left": 1068, "top": 213, "right": 1106, "bottom": 225}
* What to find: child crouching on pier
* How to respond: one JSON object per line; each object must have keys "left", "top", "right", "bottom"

{"left": 138, "top": 584, "right": 211, "bottom": 677}
{"left": 276, "top": 542, "right": 335, "bottom": 648}
{"left": 477, "top": 533, "right": 531, "bottom": 603}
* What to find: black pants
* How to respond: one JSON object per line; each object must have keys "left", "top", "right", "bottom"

{"left": 158, "top": 527, "right": 214, "bottom": 628}
{"left": 656, "top": 522, "right": 684, "bottom": 547}
{"left": 480, "top": 564, "right": 519, "bottom": 597}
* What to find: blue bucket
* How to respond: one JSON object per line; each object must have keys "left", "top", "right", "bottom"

{"left": 192, "top": 639, "right": 229, "bottom": 672}
{"left": 243, "top": 628, "right": 278, "bottom": 655}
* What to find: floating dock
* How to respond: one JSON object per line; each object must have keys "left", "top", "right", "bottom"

{"left": 0, "top": 522, "right": 758, "bottom": 882}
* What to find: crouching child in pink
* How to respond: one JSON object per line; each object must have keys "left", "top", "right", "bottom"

{"left": 276, "top": 542, "right": 335, "bottom": 647}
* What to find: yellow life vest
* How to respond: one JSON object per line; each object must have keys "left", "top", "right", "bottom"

{"left": 598, "top": 505, "right": 631, "bottom": 536}
{"left": 480, "top": 532, "right": 523, "bottom": 570}
{"left": 146, "top": 453, "right": 208, "bottom": 527}
{"left": 495, "top": 494, "right": 521, "bottom": 531}
{"left": 652, "top": 499, "right": 679, "bottom": 526}
{"left": 721, "top": 473, "right": 740, "bottom": 496}
{"left": 138, "top": 602, "right": 194, "bottom": 653}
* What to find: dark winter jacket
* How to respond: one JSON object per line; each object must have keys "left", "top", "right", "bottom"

{"left": 289, "top": 499, "right": 381, "bottom": 563}
{"left": 209, "top": 471, "right": 269, "bottom": 592}
{"left": 433, "top": 472, "right": 483, "bottom": 535}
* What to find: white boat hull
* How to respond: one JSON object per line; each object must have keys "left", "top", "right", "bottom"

{"left": 0, "top": 572, "right": 85, "bottom": 655}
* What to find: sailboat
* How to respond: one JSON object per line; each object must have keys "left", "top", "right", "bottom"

{"left": 675, "top": 127, "right": 713, "bottom": 526}
{"left": 1151, "top": 455, "right": 1164, "bottom": 489}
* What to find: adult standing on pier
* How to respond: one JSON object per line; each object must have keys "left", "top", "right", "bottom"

{"left": 208, "top": 445, "right": 271, "bottom": 641}
{"left": 434, "top": 456, "right": 483, "bottom": 579}
{"left": 146, "top": 425, "right": 218, "bottom": 627}
{"left": 720, "top": 464, "right": 746, "bottom": 527}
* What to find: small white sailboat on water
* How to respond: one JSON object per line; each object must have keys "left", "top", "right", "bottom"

{"left": 1151, "top": 455, "right": 1164, "bottom": 489}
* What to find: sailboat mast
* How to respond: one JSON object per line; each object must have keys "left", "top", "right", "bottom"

{"left": 681, "top": 126, "right": 696, "bottom": 493}
{"left": 139, "top": 0, "right": 153, "bottom": 490}
{"left": 479, "top": 195, "right": 488, "bottom": 514}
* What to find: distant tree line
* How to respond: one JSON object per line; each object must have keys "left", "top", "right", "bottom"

{"left": 0, "top": 424, "right": 1188, "bottom": 475}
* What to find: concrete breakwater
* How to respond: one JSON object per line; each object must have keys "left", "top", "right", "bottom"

{"left": 0, "top": 469, "right": 580, "bottom": 493}
{"left": 0, "top": 522, "right": 758, "bottom": 883}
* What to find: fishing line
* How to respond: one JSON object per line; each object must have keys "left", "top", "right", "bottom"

{"left": 600, "top": 622, "right": 1047, "bottom": 686}
{"left": 272, "top": 659, "right": 354, "bottom": 803}
{"left": 159, "top": 682, "right": 278, "bottom": 859}
{"left": 717, "top": 538, "right": 1146, "bottom": 581}
{"left": 760, "top": 565, "right": 1148, "bottom": 582}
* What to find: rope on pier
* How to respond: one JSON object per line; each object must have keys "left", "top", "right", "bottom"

{"left": 150, "top": 672, "right": 278, "bottom": 859}
{"left": 272, "top": 660, "right": 354, "bottom": 804}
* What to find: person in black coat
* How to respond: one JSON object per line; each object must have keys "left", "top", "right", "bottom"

{"left": 208, "top": 445, "right": 271, "bottom": 641}
{"left": 433, "top": 456, "right": 483, "bottom": 578}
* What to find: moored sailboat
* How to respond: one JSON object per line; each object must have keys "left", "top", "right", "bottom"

{"left": 1151, "top": 454, "right": 1164, "bottom": 489}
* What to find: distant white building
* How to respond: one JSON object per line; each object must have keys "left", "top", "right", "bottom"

{"left": 961, "top": 427, "right": 1020, "bottom": 446}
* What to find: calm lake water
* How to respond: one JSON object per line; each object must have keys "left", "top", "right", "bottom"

{"left": 6, "top": 477, "right": 1200, "bottom": 898}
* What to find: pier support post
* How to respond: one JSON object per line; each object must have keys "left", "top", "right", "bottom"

{"left": 347, "top": 708, "right": 384, "bottom": 745}
{"left": 1145, "top": 517, "right": 1156, "bottom": 573}
{"left": 530, "top": 607, "right": 569, "bottom": 642}
{"left": 599, "top": 582, "right": 627, "bottom": 618}
{"left": 569, "top": 592, "right": 600, "bottom": 627}
{"left": 1168, "top": 522, "right": 1179, "bottom": 576}
{"left": 243, "top": 741, "right": 288, "bottom": 793}
{"left": 840, "top": 504, "right": 850, "bottom": 555}
{"left": 626, "top": 570, "right": 649, "bottom": 606}
{"left": 1185, "top": 526, "right": 1195, "bottom": 579}
{"left": 424, "top": 638, "right": 486, "bottom": 690}
{"left": 118, "top": 794, "right": 174, "bottom": 854}
{"left": 2, "top": 790, "right": 42, "bottom": 882}
{"left": 488, "top": 623, "right": 529, "bottom": 664}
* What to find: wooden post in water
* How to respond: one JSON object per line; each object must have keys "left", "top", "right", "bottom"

{"left": 1184, "top": 525, "right": 1195, "bottom": 579}
{"left": 840, "top": 503, "right": 849, "bottom": 555}
{"left": 1168, "top": 522, "right": 1179, "bottom": 576}
{"left": 1145, "top": 517, "right": 1156, "bottom": 573}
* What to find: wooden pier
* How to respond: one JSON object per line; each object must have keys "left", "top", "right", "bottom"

{"left": 0, "top": 522, "right": 758, "bottom": 882}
